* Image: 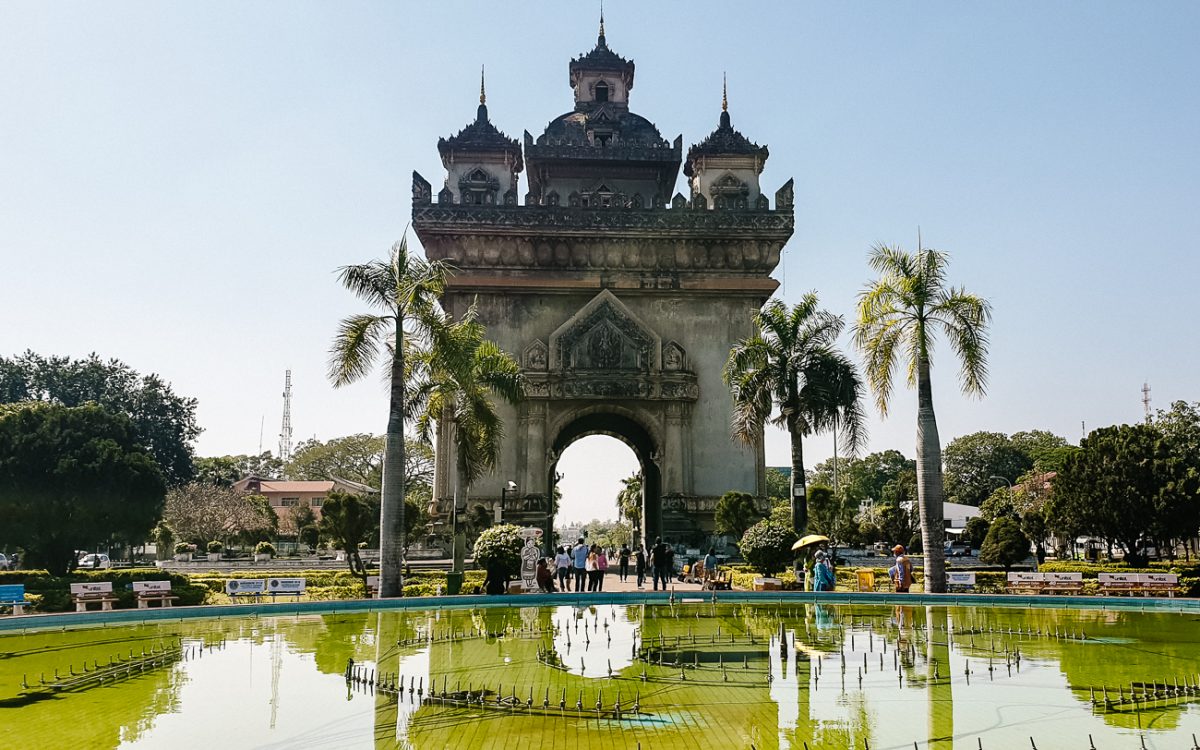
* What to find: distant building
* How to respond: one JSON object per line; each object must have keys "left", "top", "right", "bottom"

{"left": 232, "top": 475, "right": 377, "bottom": 533}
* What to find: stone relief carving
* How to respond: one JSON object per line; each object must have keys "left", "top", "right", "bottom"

{"left": 551, "top": 290, "right": 659, "bottom": 372}
{"left": 412, "top": 171, "right": 432, "bottom": 204}
{"left": 523, "top": 340, "right": 548, "bottom": 371}
{"left": 663, "top": 341, "right": 686, "bottom": 371}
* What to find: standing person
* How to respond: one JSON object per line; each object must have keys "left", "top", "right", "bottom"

{"left": 664, "top": 542, "right": 676, "bottom": 586}
{"left": 536, "top": 558, "right": 556, "bottom": 593}
{"left": 586, "top": 545, "right": 599, "bottom": 592}
{"left": 649, "top": 537, "right": 665, "bottom": 591}
{"left": 813, "top": 550, "right": 836, "bottom": 591}
{"left": 618, "top": 545, "right": 631, "bottom": 582}
{"left": 703, "top": 547, "right": 719, "bottom": 584}
{"left": 891, "top": 544, "right": 914, "bottom": 593}
{"left": 596, "top": 547, "right": 609, "bottom": 591}
{"left": 572, "top": 538, "right": 589, "bottom": 592}
{"left": 555, "top": 546, "right": 572, "bottom": 591}
{"left": 635, "top": 545, "right": 646, "bottom": 589}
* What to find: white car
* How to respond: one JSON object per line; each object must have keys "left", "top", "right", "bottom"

{"left": 77, "top": 553, "right": 112, "bottom": 570}
{"left": 0, "top": 553, "right": 11, "bottom": 571}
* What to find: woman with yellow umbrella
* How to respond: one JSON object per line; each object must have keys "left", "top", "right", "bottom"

{"left": 792, "top": 534, "right": 830, "bottom": 591}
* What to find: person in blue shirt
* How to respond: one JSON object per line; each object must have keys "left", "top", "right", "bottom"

{"left": 813, "top": 550, "right": 836, "bottom": 592}
{"left": 572, "top": 538, "right": 589, "bottom": 592}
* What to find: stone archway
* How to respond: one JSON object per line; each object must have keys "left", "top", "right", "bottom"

{"left": 547, "top": 410, "right": 663, "bottom": 550}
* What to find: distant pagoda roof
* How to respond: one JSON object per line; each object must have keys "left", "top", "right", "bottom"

{"left": 684, "top": 109, "right": 769, "bottom": 176}
{"left": 437, "top": 102, "right": 523, "bottom": 172}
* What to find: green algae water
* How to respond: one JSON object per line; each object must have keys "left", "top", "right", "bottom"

{"left": 2, "top": 602, "right": 1199, "bottom": 748}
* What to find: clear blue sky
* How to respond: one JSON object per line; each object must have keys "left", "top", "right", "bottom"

{"left": 2, "top": 2, "right": 1197, "bottom": 524}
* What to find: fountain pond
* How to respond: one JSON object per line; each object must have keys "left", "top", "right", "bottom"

{"left": 2, "top": 597, "right": 1199, "bottom": 748}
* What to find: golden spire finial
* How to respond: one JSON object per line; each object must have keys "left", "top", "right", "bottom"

{"left": 480, "top": 65, "right": 486, "bottom": 106}
{"left": 722, "top": 72, "right": 728, "bottom": 112}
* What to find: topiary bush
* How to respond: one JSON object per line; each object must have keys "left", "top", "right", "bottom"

{"left": 979, "top": 516, "right": 1031, "bottom": 571}
{"left": 472, "top": 524, "right": 524, "bottom": 578}
{"left": 254, "top": 541, "right": 276, "bottom": 557}
{"left": 739, "top": 520, "right": 798, "bottom": 577}
{"left": 206, "top": 541, "right": 223, "bottom": 554}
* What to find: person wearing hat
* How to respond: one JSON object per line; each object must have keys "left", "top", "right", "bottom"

{"left": 891, "top": 544, "right": 914, "bottom": 593}
{"left": 813, "top": 549, "right": 836, "bottom": 591}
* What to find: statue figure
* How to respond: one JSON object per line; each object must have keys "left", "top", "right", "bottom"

{"left": 520, "top": 537, "right": 539, "bottom": 590}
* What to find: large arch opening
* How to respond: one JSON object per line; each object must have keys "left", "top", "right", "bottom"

{"left": 548, "top": 411, "right": 662, "bottom": 551}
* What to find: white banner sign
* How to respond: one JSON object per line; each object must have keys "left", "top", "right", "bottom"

{"left": 267, "top": 578, "right": 306, "bottom": 594}
{"left": 133, "top": 580, "right": 171, "bottom": 593}
{"left": 225, "top": 578, "right": 267, "bottom": 595}
{"left": 946, "top": 572, "right": 976, "bottom": 585}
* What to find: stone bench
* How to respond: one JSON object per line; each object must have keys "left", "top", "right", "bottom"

{"left": 133, "top": 580, "right": 178, "bottom": 608}
{"left": 70, "top": 582, "right": 119, "bottom": 612}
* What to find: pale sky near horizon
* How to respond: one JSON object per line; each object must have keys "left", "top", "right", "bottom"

{"left": 2, "top": 2, "right": 1198, "bottom": 525}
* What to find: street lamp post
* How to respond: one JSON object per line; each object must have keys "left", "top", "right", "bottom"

{"left": 499, "top": 481, "right": 517, "bottom": 524}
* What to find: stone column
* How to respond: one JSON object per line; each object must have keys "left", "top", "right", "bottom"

{"left": 662, "top": 402, "right": 685, "bottom": 495}
{"left": 519, "top": 401, "right": 548, "bottom": 512}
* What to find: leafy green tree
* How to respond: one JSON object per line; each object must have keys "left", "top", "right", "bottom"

{"left": 962, "top": 516, "right": 990, "bottom": 549}
{"left": 812, "top": 450, "right": 913, "bottom": 508}
{"left": 714, "top": 491, "right": 761, "bottom": 542}
{"left": 1049, "top": 424, "right": 1199, "bottom": 565}
{"left": 0, "top": 351, "right": 199, "bottom": 485}
{"left": 807, "top": 484, "right": 860, "bottom": 547}
{"left": 328, "top": 235, "right": 448, "bottom": 597}
{"left": 409, "top": 304, "right": 523, "bottom": 572}
{"left": 473, "top": 523, "right": 524, "bottom": 579}
{"left": 854, "top": 242, "right": 992, "bottom": 593}
{"left": 724, "top": 294, "right": 867, "bottom": 534}
{"left": 978, "top": 516, "right": 1030, "bottom": 571}
{"left": 739, "top": 520, "right": 799, "bottom": 577}
{"left": 0, "top": 403, "right": 166, "bottom": 574}
{"left": 193, "top": 453, "right": 283, "bottom": 486}
{"left": 293, "top": 506, "right": 321, "bottom": 551}
{"left": 1010, "top": 430, "right": 1071, "bottom": 472}
{"left": 318, "top": 490, "right": 380, "bottom": 589}
{"left": 764, "top": 468, "right": 790, "bottom": 502}
{"left": 942, "top": 431, "right": 1032, "bottom": 506}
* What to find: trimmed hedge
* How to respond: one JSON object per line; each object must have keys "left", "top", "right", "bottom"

{"left": 0, "top": 569, "right": 207, "bottom": 611}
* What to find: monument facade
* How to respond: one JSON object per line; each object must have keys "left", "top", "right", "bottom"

{"left": 413, "top": 23, "right": 794, "bottom": 548}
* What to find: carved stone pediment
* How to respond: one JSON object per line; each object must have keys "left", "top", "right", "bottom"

{"left": 663, "top": 341, "right": 686, "bottom": 371}
{"left": 523, "top": 339, "right": 548, "bottom": 371}
{"left": 549, "top": 289, "right": 661, "bottom": 372}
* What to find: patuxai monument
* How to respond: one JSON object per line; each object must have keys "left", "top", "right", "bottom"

{"left": 414, "top": 22, "right": 794, "bottom": 548}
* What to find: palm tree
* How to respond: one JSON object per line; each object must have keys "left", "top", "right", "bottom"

{"left": 409, "top": 303, "right": 523, "bottom": 572}
{"left": 723, "top": 294, "right": 867, "bottom": 534}
{"left": 616, "top": 472, "right": 643, "bottom": 542}
{"left": 854, "top": 242, "right": 991, "bottom": 593}
{"left": 328, "top": 235, "right": 447, "bottom": 598}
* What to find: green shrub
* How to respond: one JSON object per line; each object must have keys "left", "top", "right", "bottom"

{"left": 472, "top": 524, "right": 524, "bottom": 578}
{"left": 206, "top": 541, "right": 223, "bottom": 554}
{"left": 738, "top": 520, "right": 798, "bottom": 577}
{"left": 254, "top": 541, "right": 276, "bottom": 556}
{"left": 979, "top": 517, "right": 1031, "bottom": 571}
{"left": 174, "top": 542, "right": 193, "bottom": 555}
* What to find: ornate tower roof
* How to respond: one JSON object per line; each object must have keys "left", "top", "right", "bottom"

{"left": 683, "top": 79, "right": 769, "bottom": 177}
{"left": 568, "top": 9, "right": 635, "bottom": 92}
{"left": 437, "top": 70, "right": 523, "bottom": 173}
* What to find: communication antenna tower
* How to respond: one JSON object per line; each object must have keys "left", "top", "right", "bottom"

{"left": 279, "top": 370, "right": 293, "bottom": 465}
{"left": 1142, "top": 381, "right": 1152, "bottom": 424}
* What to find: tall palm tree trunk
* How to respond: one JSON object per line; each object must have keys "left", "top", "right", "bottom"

{"left": 788, "top": 413, "right": 808, "bottom": 534}
{"left": 378, "top": 318, "right": 407, "bottom": 598}
{"left": 915, "top": 353, "right": 946, "bottom": 593}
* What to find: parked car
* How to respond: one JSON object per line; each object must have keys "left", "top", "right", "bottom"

{"left": 77, "top": 553, "right": 112, "bottom": 569}
{"left": 943, "top": 542, "right": 972, "bottom": 557}
{"left": 0, "top": 553, "right": 11, "bottom": 570}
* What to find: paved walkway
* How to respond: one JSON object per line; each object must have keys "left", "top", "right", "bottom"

{"left": 547, "top": 570, "right": 705, "bottom": 594}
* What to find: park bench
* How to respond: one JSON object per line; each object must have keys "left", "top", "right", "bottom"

{"left": 703, "top": 569, "right": 731, "bottom": 591}
{"left": 366, "top": 575, "right": 380, "bottom": 598}
{"left": 1139, "top": 573, "right": 1179, "bottom": 598}
{"left": 1097, "top": 572, "right": 1139, "bottom": 596}
{"left": 225, "top": 578, "right": 267, "bottom": 602}
{"left": 133, "top": 580, "right": 178, "bottom": 608}
{"left": 1042, "top": 572, "right": 1084, "bottom": 595}
{"left": 70, "top": 582, "right": 119, "bottom": 612}
{"left": 945, "top": 571, "right": 976, "bottom": 593}
{"left": 266, "top": 577, "right": 306, "bottom": 601}
{"left": 0, "top": 584, "right": 30, "bottom": 616}
{"left": 1005, "top": 572, "right": 1044, "bottom": 595}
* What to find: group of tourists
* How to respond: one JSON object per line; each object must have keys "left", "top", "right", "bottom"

{"left": 521, "top": 537, "right": 686, "bottom": 593}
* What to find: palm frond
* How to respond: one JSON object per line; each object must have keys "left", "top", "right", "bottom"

{"left": 930, "top": 287, "right": 992, "bottom": 397}
{"left": 328, "top": 314, "right": 389, "bottom": 387}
